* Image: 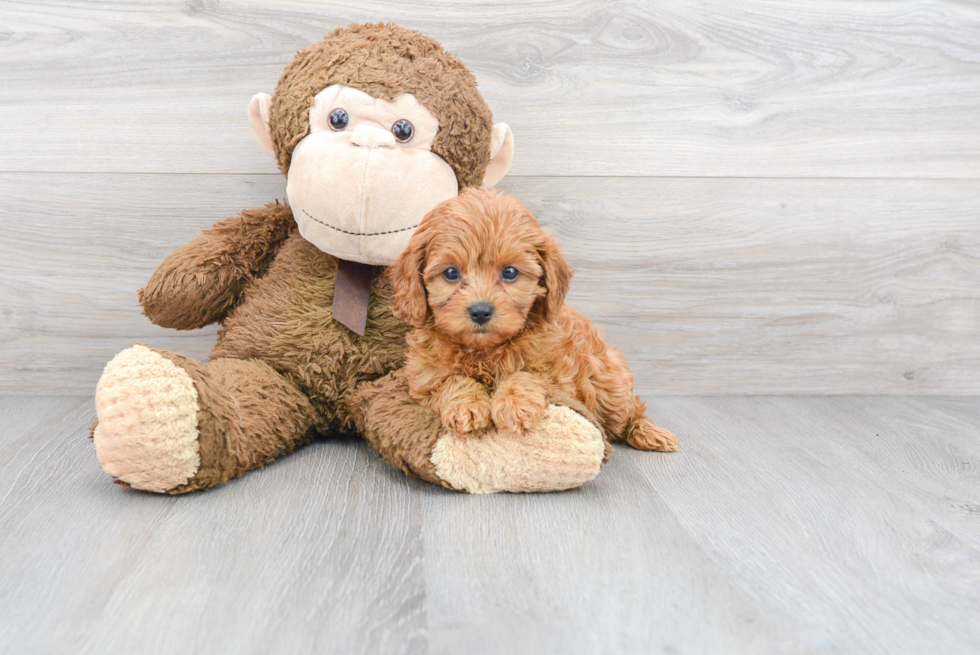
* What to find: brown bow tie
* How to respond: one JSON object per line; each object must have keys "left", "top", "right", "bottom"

{"left": 332, "top": 259, "right": 378, "bottom": 336}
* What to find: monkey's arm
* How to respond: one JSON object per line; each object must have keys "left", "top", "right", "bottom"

{"left": 139, "top": 201, "right": 295, "bottom": 330}
{"left": 351, "top": 370, "right": 611, "bottom": 493}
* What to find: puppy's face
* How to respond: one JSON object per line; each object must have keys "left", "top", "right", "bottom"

{"left": 391, "top": 190, "right": 572, "bottom": 349}
{"left": 423, "top": 223, "right": 544, "bottom": 348}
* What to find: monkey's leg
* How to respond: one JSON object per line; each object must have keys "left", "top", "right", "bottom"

{"left": 351, "top": 370, "right": 612, "bottom": 494}
{"left": 92, "top": 345, "right": 316, "bottom": 494}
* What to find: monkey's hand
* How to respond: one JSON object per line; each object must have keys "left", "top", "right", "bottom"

{"left": 139, "top": 202, "right": 294, "bottom": 330}
{"left": 490, "top": 372, "right": 549, "bottom": 433}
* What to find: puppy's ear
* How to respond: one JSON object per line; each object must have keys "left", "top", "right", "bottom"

{"left": 389, "top": 224, "right": 431, "bottom": 327}
{"left": 538, "top": 232, "right": 573, "bottom": 320}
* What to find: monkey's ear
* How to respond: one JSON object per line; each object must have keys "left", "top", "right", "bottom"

{"left": 481, "top": 123, "right": 514, "bottom": 189}
{"left": 248, "top": 93, "right": 276, "bottom": 159}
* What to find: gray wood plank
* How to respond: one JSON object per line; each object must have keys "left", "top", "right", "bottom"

{"left": 1, "top": 396, "right": 978, "bottom": 654}
{"left": 0, "top": 397, "right": 427, "bottom": 655}
{"left": 418, "top": 466, "right": 799, "bottom": 655}
{"left": 0, "top": 396, "right": 94, "bottom": 508}
{"left": 2, "top": 173, "right": 977, "bottom": 395}
{"left": 1, "top": 0, "right": 979, "bottom": 177}
{"left": 636, "top": 395, "right": 980, "bottom": 655}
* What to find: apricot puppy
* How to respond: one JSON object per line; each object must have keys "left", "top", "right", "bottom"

{"left": 389, "top": 189, "right": 678, "bottom": 452}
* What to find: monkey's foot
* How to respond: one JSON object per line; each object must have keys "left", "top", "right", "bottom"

{"left": 430, "top": 405, "right": 606, "bottom": 494}
{"left": 93, "top": 345, "right": 201, "bottom": 492}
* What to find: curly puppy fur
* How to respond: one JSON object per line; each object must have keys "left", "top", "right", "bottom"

{"left": 390, "top": 190, "right": 678, "bottom": 452}
{"left": 270, "top": 22, "right": 494, "bottom": 188}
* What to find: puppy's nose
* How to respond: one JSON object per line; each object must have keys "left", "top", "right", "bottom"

{"left": 468, "top": 302, "right": 494, "bottom": 326}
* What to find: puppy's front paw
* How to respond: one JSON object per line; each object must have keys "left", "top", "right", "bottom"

{"left": 441, "top": 398, "right": 492, "bottom": 435}
{"left": 491, "top": 388, "right": 547, "bottom": 433}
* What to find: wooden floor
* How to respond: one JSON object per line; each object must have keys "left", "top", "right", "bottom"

{"left": 2, "top": 4, "right": 978, "bottom": 653}
{"left": 1, "top": 395, "right": 977, "bottom": 655}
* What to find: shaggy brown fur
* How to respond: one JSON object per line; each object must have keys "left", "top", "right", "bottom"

{"left": 93, "top": 24, "right": 613, "bottom": 494}
{"left": 134, "top": 209, "right": 413, "bottom": 489}
{"left": 270, "top": 22, "right": 493, "bottom": 188}
{"left": 349, "top": 370, "right": 450, "bottom": 487}
{"left": 147, "top": 349, "right": 319, "bottom": 494}
{"left": 390, "top": 190, "right": 679, "bottom": 452}
{"left": 98, "top": 24, "right": 501, "bottom": 492}
{"left": 139, "top": 201, "right": 295, "bottom": 330}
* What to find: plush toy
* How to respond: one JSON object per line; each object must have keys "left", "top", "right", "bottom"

{"left": 91, "top": 23, "right": 610, "bottom": 495}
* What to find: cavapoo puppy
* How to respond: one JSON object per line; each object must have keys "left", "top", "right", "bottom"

{"left": 390, "top": 189, "right": 678, "bottom": 452}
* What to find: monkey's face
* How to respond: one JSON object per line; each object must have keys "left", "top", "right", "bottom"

{"left": 249, "top": 28, "right": 516, "bottom": 267}
{"left": 281, "top": 85, "right": 459, "bottom": 266}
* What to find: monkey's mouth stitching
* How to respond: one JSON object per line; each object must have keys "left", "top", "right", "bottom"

{"left": 302, "top": 208, "right": 419, "bottom": 237}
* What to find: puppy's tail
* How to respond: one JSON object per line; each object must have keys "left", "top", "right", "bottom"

{"left": 623, "top": 397, "right": 678, "bottom": 452}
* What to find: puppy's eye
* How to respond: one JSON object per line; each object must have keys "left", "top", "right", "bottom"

{"left": 329, "top": 108, "right": 349, "bottom": 131}
{"left": 392, "top": 119, "right": 414, "bottom": 143}
{"left": 442, "top": 267, "right": 460, "bottom": 282}
{"left": 501, "top": 266, "right": 520, "bottom": 282}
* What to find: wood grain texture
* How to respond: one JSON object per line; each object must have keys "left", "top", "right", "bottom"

{"left": 1, "top": 395, "right": 978, "bottom": 654}
{"left": 639, "top": 395, "right": 980, "bottom": 655}
{"left": 1, "top": 1, "right": 978, "bottom": 393}
{"left": 1, "top": 0, "right": 979, "bottom": 177}
{"left": 418, "top": 467, "right": 796, "bottom": 654}
{"left": 2, "top": 173, "right": 977, "bottom": 394}
{"left": 0, "top": 396, "right": 427, "bottom": 655}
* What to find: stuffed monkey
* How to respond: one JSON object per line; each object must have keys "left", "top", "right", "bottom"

{"left": 91, "top": 23, "right": 609, "bottom": 495}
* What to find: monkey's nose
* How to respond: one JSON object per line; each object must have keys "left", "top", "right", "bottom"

{"left": 350, "top": 125, "right": 396, "bottom": 149}
{"left": 468, "top": 302, "right": 494, "bottom": 326}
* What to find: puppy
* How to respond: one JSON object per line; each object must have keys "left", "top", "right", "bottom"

{"left": 389, "top": 189, "right": 678, "bottom": 452}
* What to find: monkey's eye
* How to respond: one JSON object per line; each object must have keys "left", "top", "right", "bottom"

{"left": 392, "top": 119, "right": 414, "bottom": 143}
{"left": 442, "top": 267, "right": 460, "bottom": 282}
{"left": 501, "top": 266, "right": 520, "bottom": 282}
{"left": 329, "top": 108, "right": 349, "bottom": 131}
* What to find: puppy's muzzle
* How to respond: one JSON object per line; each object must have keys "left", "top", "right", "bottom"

{"left": 468, "top": 302, "right": 494, "bottom": 326}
